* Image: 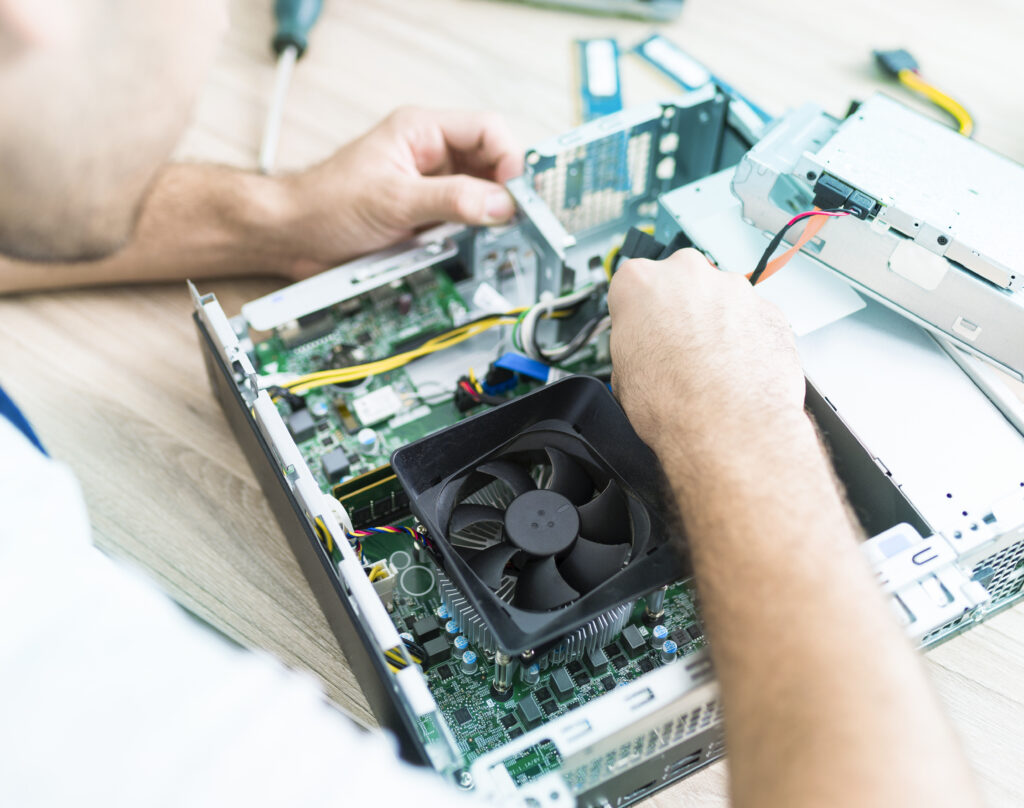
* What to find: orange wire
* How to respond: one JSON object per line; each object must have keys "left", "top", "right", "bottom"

{"left": 753, "top": 213, "right": 832, "bottom": 285}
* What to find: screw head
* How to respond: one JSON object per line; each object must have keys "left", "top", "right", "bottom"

{"left": 937, "top": 235, "right": 949, "bottom": 245}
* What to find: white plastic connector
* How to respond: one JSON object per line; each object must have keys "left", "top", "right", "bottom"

{"left": 364, "top": 559, "right": 398, "bottom": 610}
{"left": 863, "top": 523, "right": 990, "bottom": 642}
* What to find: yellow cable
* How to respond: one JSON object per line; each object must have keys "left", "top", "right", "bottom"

{"left": 314, "top": 516, "right": 333, "bottom": 553}
{"left": 603, "top": 224, "right": 656, "bottom": 281}
{"left": 602, "top": 246, "right": 619, "bottom": 281}
{"left": 278, "top": 305, "right": 575, "bottom": 396}
{"left": 286, "top": 316, "right": 516, "bottom": 394}
{"left": 898, "top": 69, "right": 974, "bottom": 136}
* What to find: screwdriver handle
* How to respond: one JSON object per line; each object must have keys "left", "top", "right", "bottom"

{"left": 272, "top": 0, "right": 323, "bottom": 58}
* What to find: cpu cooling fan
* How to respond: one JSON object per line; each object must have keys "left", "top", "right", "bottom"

{"left": 392, "top": 376, "right": 684, "bottom": 656}
{"left": 447, "top": 448, "right": 634, "bottom": 611}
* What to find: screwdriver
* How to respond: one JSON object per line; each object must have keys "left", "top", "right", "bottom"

{"left": 258, "top": 0, "right": 324, "bottom": 174}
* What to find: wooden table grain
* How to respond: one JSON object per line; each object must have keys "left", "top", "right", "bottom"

{"left": 1, "top": 1, "right": 1022, "bottom": 805}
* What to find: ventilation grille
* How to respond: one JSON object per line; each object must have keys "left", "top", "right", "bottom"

{"left": 921, "top": 610, "right": 972, "bottom": 645}
{"left": 562, "top": 697, "right": 725, "bottom": 794}
{"left": 971, "top": 535, "right": 1024, "bottom": 604}
{"left": 529, "top": 131, "right": 653, "bottom": 237}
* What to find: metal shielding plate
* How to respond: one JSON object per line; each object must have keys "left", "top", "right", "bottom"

{"left": 814, "top": 95, "right": 1022, "bottom": 290}
{"left": 731, "top": 97, "right": 1024, "bottom": 379}
{"left": 798, "top": 300, "right": 1024, "bottom": 533}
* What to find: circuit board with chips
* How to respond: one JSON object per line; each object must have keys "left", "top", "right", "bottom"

{"left": 347, "top": 521, "right": 705, "bottom": 775}
{"left": 251, "top": 266, "right": 481, "bottom": 486}
{"left": 249, "top": 258, "right": 701, "bottom": 778}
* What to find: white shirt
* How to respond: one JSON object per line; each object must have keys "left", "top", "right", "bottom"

{"left": 0, "top": 417, "right": 479, "bottom": 807}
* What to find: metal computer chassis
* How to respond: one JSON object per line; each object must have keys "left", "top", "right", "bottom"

{"left": 190, "top": 87, "right": 1024, "bottom": 806}
{"left": 731, "top": 94, "right": 1024, "bottom": 379}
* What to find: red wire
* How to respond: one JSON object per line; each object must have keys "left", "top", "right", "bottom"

{"left": 785, "top": 209, "right": 852, "bottom": 228}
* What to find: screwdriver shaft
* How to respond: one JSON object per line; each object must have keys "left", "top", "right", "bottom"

{"left": 258, "top": 45, "right": 298, "bottom": 175}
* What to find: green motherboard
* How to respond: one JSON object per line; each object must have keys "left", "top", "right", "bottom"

{"left": 251, "top": 267, "right": 703, "bottom": 774}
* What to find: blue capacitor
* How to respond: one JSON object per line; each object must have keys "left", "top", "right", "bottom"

{"left": 454, "top": 635, "right": 469, "bottom": 652}
{"left": 436, "top": 604, "right": 450, "bottom": 620}
{"left": 522, "top": 663, "right": 540, "bottom": 685}
{"left": 651, "top": 624, "right": 668, "bottom": 649}
{"left": 445, "top": 619, "right": 460, "bottom": 635}
{"left": 461, "top": 650, "right": 478, "bottom": 674}
{"left": 660, "top": 639, "right": 678, "bottom": 664}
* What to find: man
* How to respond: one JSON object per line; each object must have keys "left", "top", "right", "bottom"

{"left": 0, "top": 1, "right": 984, "bottom": 807}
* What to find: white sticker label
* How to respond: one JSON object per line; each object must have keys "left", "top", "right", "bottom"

{"left": 585, "top": 40, "right": 618, "bottom": 97}
{"left": 352, "top": 385, "right": 404, "bottom": 426}
{"left": 642, "top": 37, "right": 711, "bottom": 89}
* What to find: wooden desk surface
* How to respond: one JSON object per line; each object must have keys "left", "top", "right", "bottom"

{"left": 2, "top": 1, "right": 1023, "bottom": 805}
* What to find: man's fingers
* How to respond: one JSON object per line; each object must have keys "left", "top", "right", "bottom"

{"left": 404, "top": 175, "right": 516, "bottom": 227}
{"left": 394, "top": 107, "right": 523, "bottom": 183}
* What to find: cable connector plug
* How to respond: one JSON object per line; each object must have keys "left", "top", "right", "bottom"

{"left": 873, "top": 49, "right": 919, "bottom": 77}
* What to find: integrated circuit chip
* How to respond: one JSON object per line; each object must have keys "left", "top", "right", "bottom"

{"left": 621, "top": 624, "right": 646, "bottom": 658}
{"left": 412, "top": 615, "right": 442, "bottom": 641}
{"left": 320, "top": 446, "right": 351, "bottom": 483}
{"left": 517, "top": 695, "right": 543, "bottom": 727}
{"left": 286, "top": 409, "right": 317, "bottom": 443}
{"left": 550, "top": 667, "right": 575, "bottom": 701}
{"left": 422, "top": 636, "right": 450, "bottom": 667}
{"left": 585, "top": 647, "right": 609, "bottom": 675}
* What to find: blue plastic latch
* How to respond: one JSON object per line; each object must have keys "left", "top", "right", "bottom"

{"left": 494, "top": 352, "right": 551, "bottom": 383}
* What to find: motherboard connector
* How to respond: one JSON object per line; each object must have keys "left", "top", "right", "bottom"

{"left": 863, "top": 523, "right": 990, "bottom": 643}
{"left": 364, "top": 558, "right": 398, "bottom": 610}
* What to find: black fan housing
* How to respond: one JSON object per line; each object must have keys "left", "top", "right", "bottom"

{"left": 391, "top": 376, "right": 685, "bottom": 655}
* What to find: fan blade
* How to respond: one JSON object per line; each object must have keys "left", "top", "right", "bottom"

{"left": 577, "top": 480, "right": 631, "bottom": 545}
{"left": 467, "top": 542, "right": 520, "bottom": 590}
{"left": 449, "top": 504, "right": 505, "bottom": 534}
{"left": 558, "top": 536, "right": 630, "bottom": 593}
{"left": 513, "top": 556, "right": 580, "bottom": 611}
{"left": 544, "top": 447, "right": 592, "bottom": 505}
{"left": 478, "top": 459, "right": 536, "bottom": 497}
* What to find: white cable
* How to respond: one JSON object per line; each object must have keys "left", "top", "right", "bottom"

{"left": 542, "top": 315, "right": 611, "bottom": 363}
{"left": 519, "top": 284, "right": 604, "bottom": 361}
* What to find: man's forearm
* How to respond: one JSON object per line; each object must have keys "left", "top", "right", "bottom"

{"left": 657, "top": 412, "right": 981, "bottom": 808}
{"left": 0, "top": 164, "right": 317, "bottom": 294}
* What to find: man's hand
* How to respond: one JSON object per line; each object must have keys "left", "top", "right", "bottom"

{"left": 607, "top": 248, "right": 806, "bottom": 454}
{"left": 609, "top": 248, "right": 983, "bottom": 808}
{"left": 283, "top": 107, "right": 522, "bottom": 277}
{"left": 0, "top": 107, "right": 522, "bottom": 293}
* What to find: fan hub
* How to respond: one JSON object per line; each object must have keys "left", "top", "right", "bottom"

{"left": 504, "top": 490, "right": 578, "bottom": 556}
